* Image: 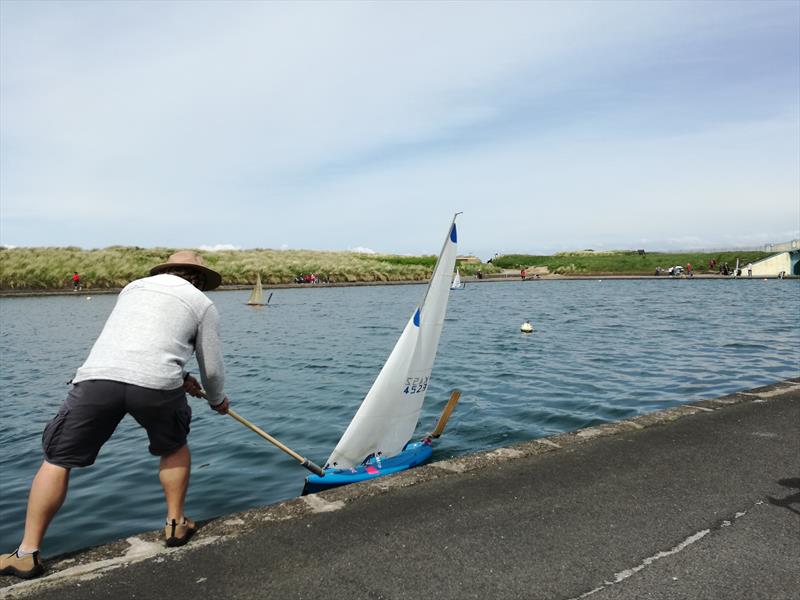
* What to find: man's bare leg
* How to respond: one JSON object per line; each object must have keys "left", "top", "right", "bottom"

{"left": 20, "top": 461, "right": 70, "bottom": 552}
{"left": 159, "top": 444, "right": 190, "bottom": 522}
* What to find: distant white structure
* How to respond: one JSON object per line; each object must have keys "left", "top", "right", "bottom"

{"left": 748, "top": 250, "right": 799, "bottom": 278}
{"left": 763, "top": 239, "right": 800, "bottom": 253}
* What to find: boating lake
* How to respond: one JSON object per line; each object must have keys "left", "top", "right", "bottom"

{"left": 1, "top": 278, "right": 799, "bottom": 556}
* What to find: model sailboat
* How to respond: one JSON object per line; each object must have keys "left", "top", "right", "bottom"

{"left": 303, "top": 213, "right": 462, "bottom": 494}
{"left": 451, "top": 268, "right": 464, "bottom": 289}
{"left": 246, "top": 274, "right": 271, "bottom": 306}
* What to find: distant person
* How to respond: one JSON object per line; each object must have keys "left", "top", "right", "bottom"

{"left": 0, "top": 251, "right": 231, "bottom": 580}
{"left": 71, "top": 272, "right": 81, "bottom": 291}
{"left": 476, "top": 269, "right": 483, "bottom": 280}
{"left": 520, "top": 268, "right": 526, "bottom": 280}
{"left": 686, "top": 263, "right": 693, "bottom": 277}
{"left": 747, "top": 263, "right": 752, "bottom": 278}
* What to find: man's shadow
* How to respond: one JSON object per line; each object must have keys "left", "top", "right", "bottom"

{"left": 767, "top": 478, "right": 800, "bottom": 515}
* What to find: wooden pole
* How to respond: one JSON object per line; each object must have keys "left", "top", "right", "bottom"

{"left": 430, "top": 390, "right": 461, "bottom": 439}
{"left": 227, "top": 409, "right": 325, "bottom": 476}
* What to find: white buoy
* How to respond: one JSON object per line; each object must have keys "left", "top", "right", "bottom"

{"left": 86, "top": 296, "right": 92, "bottom": 300}
{"left": 520, "top": 320, "right": 533, "bottom": 333}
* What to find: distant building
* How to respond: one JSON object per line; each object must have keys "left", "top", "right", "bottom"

{"left": 456, "top": 255, "right": 481, "bottom": 264}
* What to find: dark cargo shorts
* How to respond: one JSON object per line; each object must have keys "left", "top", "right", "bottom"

{"left": 42, "top": 380, "right": 192, "bottom": 468}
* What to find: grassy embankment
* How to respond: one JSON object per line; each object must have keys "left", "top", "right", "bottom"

{"left": 0, "top": 247, "right": 774, "bottom": 290}
{"left": 0, "top": 246, "right": 498, "bottom": 290}
{"left": 493, "top": 250, "right": 772, "bottom": 275}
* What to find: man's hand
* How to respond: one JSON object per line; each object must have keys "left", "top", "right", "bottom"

{"left": 211, "top": 395, "right": 230, "bottom": 415}
{"left": 188, "top": 381, "right": 229, "bottom": 414}
{"left": 183, "top": 375, "right": 204, "bottom": 398}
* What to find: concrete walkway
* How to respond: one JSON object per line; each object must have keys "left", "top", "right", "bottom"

{"left": 2, "top": 379, "right": 799, "bottom": 599}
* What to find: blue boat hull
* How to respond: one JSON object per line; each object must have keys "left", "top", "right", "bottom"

{"left": 302, "top": 441, "right": 433, "bottom": 495}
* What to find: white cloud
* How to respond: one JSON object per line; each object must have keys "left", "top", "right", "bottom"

{"left": 197, "top": 244, "right": 241, "bottom": 252}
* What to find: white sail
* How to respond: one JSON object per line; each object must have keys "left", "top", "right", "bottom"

{"left": 246, "top": 274, "right": 264, "bottom": 305}
{"left": 326, "top": 214, "right": 460, "bottom": 469}
{"left": 451, "top": 269, "right": 462, "bottom": 289}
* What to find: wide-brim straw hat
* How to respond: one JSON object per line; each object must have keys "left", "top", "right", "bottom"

{"left": 150, "top": 250, "right": 222, "bottom": 291}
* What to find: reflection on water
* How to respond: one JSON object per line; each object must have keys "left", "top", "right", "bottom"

{"left": 1, "top": 278, "right": 798, "bottom": 555}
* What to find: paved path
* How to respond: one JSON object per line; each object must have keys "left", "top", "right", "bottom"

{"left": 2, "top": 379, "right": 799, "bottom": 599}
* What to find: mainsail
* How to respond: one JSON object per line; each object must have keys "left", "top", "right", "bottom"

{"left": 246, "top": 274, "right": 265, "bottom": 305}
{"left": 325, "top": 214, "right": 460, "bottom": 469}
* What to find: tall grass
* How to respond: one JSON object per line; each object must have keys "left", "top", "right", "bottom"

{"left": 0, "top": 247, "right": 500, "bottom": 290}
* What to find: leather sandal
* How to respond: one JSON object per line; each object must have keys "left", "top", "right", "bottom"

{"left": 164, "top": 517, "right": 196, "bottom": 547}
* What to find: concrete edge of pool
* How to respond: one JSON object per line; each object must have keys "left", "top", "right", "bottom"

{"left": 2, "top": 376, "right": 799, "bottom": 598}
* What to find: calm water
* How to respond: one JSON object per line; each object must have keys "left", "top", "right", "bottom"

{"left": 1, "top": 279, "right": 798, "bottom": 556}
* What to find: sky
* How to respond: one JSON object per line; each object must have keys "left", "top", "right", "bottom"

{"left": 1, "top": 0, "right": 798, "bottom": 258}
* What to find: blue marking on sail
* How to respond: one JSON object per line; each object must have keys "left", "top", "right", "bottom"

{"left": 413, "top": 308, "right": 420, "bottom": 327}
{"left": 450, "top": 224, "right": 458, "bottom": 243}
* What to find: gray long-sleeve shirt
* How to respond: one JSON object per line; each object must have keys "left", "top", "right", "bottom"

{"left": 73, "top": 274, "right": 225, "bottom": 406}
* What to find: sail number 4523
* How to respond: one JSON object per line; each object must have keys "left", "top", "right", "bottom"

{"left": 403, "top": 376, "right": 429, "bottom": 395}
